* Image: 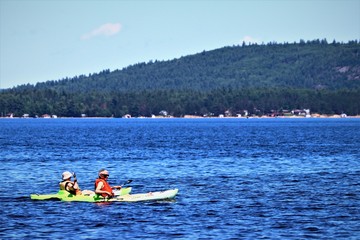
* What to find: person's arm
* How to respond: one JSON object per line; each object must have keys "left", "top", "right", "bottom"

{"left": 71, "top": 173, "right": 80, "bottom": 190}
{"left": 65, "top": 181, "right": 79, "bottom": 192}
{"left": 95, "top": 181, "right": 112, "bottom": 196}
{"left": 111, "top": 185, "right": 122, "bottom": 190}
{"left": 72, "top": 179, "right": 80, "bottom": 190}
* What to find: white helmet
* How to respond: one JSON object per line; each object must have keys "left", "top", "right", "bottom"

{"left": 62, "top": 171, "right": 73, "bottom": 180}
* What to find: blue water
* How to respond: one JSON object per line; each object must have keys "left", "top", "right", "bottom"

{"left": 0, "top": 118, "right": 359, "bottom": 239}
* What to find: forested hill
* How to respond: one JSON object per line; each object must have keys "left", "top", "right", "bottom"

{"left": 1, "top": 40, "right": 360, "bottom": 117}
{"left": 13, "top": 40, "right": 360, "bottom": 92}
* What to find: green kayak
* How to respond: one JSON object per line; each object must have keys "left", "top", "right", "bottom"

{"left": 30, "top": 187, "right": 132, "bottom": 202}
{"left": 30, "top": 188, "right": 178, "bottom": 202}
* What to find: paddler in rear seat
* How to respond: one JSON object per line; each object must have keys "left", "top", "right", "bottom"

{"left": 59, "top": 171, "right": 82, "bottom": 195}
{"left": 95, "top": 169, "right": 122, "bottom": 198}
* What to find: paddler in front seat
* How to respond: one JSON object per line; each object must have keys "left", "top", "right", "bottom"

{"left": 59, "top": 171, "right": 82, "bottom": 195}
{"left": 95, "top": 169, "right": 122, "bottom": 198}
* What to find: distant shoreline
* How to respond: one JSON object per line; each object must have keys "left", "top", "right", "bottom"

{"left": 1, "top": 114, "right": 360, "bottom": 119}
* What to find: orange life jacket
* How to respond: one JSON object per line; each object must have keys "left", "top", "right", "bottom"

{"left": 95, "top": 178, "right": 113, "bottom": 197}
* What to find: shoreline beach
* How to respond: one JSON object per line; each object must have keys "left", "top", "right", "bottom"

{"left": 1, "top": 114, "right": 360, "bottom": 119}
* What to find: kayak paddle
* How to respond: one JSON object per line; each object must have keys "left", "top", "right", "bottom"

{"left": 121, "top": 179, "right": 133, "bottom": 187}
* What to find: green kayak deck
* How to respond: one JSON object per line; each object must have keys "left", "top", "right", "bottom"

{"left": 30, "top": 187, "right": 132, "bottom": 202}
{"left": 30, "top": 188, "right": 178, "bottom": 202}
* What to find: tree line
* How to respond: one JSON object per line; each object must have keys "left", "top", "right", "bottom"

{"left": 1, "top": 40, "right": 359, "bottom": 117}
{"left": 10, "top": 40, "right": 360, "bottom": 93}
{"left": 1, "top": 88, "right": 359, "bottom": 117}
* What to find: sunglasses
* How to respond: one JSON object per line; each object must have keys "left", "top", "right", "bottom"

{"left": 101, "top": 174, "right": 109, "bottom": 177}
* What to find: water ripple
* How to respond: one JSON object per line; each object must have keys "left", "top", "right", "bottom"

{"left": 0, "top": 118, "right": 359, "bottom": 239}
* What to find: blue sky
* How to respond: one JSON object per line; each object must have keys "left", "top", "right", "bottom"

{"left": 0, "top": 0, "right": 359, "bottom": 89}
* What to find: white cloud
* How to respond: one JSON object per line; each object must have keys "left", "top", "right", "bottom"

{"left": 240, "top": 36, "right": 261, "bottom": 45}
{"left": 81, "top": 23, "right": 122, "bottom": 40}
